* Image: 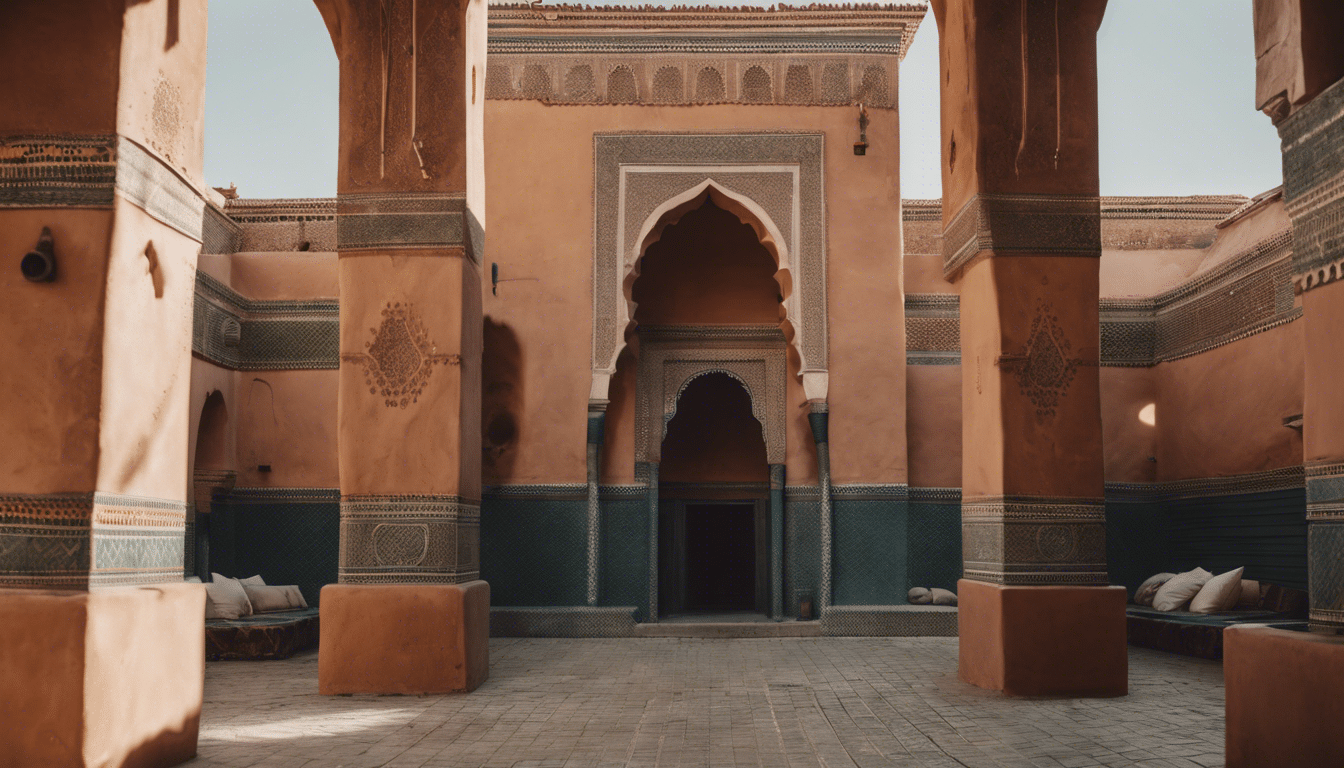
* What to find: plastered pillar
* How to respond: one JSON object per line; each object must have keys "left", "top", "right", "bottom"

{"left": 314, "top": 0, "right": 490, "bottom": 695}
{"left": 1223, "top": 11, "right": 1344, "bottom": 764}
{"left": 0, "top": 1, "right": 209, "bottom": 765}
{"left": 930, "top": 0, "right": 1126, "bottom": 697}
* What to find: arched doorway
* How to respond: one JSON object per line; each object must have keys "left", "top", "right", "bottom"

{"left": 659, "top": 372, "right": 770, "bottom": 616}
{"left": 191, "top": 390, "right": 236, "bottom": 579}
{"left": 628, "top": 194, "right": 790, "bottom": 620}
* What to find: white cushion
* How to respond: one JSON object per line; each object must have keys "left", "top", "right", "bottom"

{"left": 908, "top": 587, "right": 932, "bottom": 605}
{"left": 208, "top": 573, "right": 254, "bottom": 617}
{"left": 204, "top": 595, "right": 241, "bottom": 620}
{"left": 1189, "top": 567, "right": 1245, "bottom": 614}
{"left": 1152, "top": 568, "right": 1212, "bottom": 612}
{"left": 243, "top": 584, "right": 308, "bottom": 613}
{"left": 1133, "top": 572, "right": 1176, "bottom": 606}
{"left": 930, "top": 588, "right": 957, "bottom": 606}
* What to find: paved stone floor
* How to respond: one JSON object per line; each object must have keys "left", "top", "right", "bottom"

{"left": 191, "top": 638, "right": 1226, "bottom": 768}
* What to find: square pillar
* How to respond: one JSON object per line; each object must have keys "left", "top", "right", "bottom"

{"left": 316, "top": 0, "right": 490, "bottom": 693}
{"left": 930, "top": 0, "right": 1124, "bottom": 696}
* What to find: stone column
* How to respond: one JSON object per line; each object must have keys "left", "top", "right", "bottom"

{"left": 1225, "top": 8, "right": 1344, "bottom": 765}
{"left": 808, "top": 403, "right": 833, "bottom": 611}
{"left": 314, "top": 0, "right": 490, "bottom": 696}
{"left": 769, "top": 463, "right": 785, "bottom": 620}
{"left": 644, "top": 461, "right": 660, "bottom": 622}
{"left": 0, "top": 1, "right": 208, "bottom": 765}
{"left": 930, "top": 0, "right": 1126, "bottom": 697}
{"left": 585, "top": 403, "right": 607, "bottom": 605}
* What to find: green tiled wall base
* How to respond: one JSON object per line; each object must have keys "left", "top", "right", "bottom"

{"left": 1105, "top": 501, "right": 1168, "bottom": 598}
{"left": 209, "top": 498, "right": 339, "bottom": 607}
{"left": 480, "top": 496, "right": 588, "bottom": 606}
{"left": 907, "top": 500, "right": 961, "bottom": 593}
{"left": 784, "top": 494, "right": 820, "bottom": 618}
{"left": 1167, "top": 489, "right": 1307, "bottom": 590}
{"left": 600, "top": 496, "right": 650, "bottom": 622}
{"left": 832, "top": 499, "right": 907, "bottom": 605}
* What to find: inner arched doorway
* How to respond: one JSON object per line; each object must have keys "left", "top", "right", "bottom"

{"left": 658, "top": 372, "right": 769, "bottom": 616}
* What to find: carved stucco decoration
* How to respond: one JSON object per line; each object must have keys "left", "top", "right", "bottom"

{"left": 342, "top": 303, "right": 460, "bottom": 409}
{"left": 1009, "top": 301, "right": 1081, "bottom": 419}
{"left": 592, "top": 133, "right": 826, "bottom": 402}
{"left": 635, "top": 326, "right": 787, "bottom": 465}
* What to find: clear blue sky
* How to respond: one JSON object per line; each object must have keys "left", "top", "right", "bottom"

{"left": 205, "top": 0, "right": 1283, "bottom": 200}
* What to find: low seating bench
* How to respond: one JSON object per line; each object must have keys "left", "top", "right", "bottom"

{"left": 1125, "top": 606, "right": 1304, "bottom": 660}
{"left": 206, "top": 607, "right": 319, "bottom": 661}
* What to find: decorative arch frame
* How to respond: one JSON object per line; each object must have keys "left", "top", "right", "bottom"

{"left": 591, "top": 133, "right": 828, "bottom": 403}
{"left": 635, "top": 326, "right": 788, "bottom": 465}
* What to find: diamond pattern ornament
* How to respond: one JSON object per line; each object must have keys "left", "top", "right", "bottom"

{"left": 1015, "top": 301, "right": 1080, "bottom": 418}
{"left": 343, "top": 303, "right": 461, "bottom": 408}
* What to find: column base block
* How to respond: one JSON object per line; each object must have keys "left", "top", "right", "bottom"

{"left": 0, "top": 583, "right": 205, "bottom": 768}
{"left": 1225, "top": 626, "right": 1344, "bottom": 768}
{"left": 957, "top": 579, "right": 1127, "bottom": 697}
{"left": 319, "top": 581, "right": 490, "bottom": 695}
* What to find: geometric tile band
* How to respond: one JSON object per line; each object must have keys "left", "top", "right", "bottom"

{"left": 193, "top": 271, "right": 338, "bottom": 371}
{"left": 0, "top": 134, "right": 206, "bottom": 243}
{"left": 1279, "top": 75, "right": 1344, "bottom": 292}
{"left": 1307, "top": 462, "right": 1344, "bottom": 521}
{"left": 336, "top": 193, "right": 477, "bottom": 264}
{"left": 0, "top": 492, "right": 186, "bottom": 590}
{"left": 592, "top": 133, "right": 826, "bottom": 381}
{"left": 906, "top": 228, "right": 1298, "bottom": 367}
{"left": 942, "top": 193, "right": 1102, "bottom": 278}
{"left": 961, "top": 496, "right": 1107, "bottom": 586}
{"left": 339, "top": 495, "right": 480, "bottom": 585}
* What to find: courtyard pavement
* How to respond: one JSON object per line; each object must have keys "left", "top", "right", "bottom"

{"left": 191, "top": 638, "right": 1226, "bottom": 768}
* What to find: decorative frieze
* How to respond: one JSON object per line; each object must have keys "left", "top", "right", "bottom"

{"left": 193, "top": 271, "right": 338, "bottom": 370}
{"left": 0, "top": 492, "right": 186, "bottom": 590}
{"left": 1278, "top": 76, "right": 1344, "bottom": 292}
{"left": 942, "top": 194, "right": 1102, "bottom": 278}
{"left": 215, "top": 198, "right": 335, "bottom": 253}
{"left": 335, "top": 193, "right": 481, "bottom": 263}
{"left": 904, "top": 294, "right": 960, "bottom": 366}
{"left": 485, "top": 4, "right": 921, "bottom": 109}
{"left": 0, "top": 134, "right": 206, "bottom": 242}
{"left": 1106, "top": 465, "right": 1305, "bottom": 503}
{"left": 338, "top": 494, "right": 480, "bottom": 585}
{"left": 961, "top": 495, "right": 1108, "bottom": 586}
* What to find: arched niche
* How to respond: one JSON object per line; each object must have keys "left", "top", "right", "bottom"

{"left": 635, "top": 327, "right": 787, "bottom": 466}
{"left": 590, "top": 133, "right": 828, "bottom": 404}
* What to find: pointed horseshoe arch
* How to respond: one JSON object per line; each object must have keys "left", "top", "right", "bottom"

{"left": 590, "top": 133, "right": 829, "bottom": 404}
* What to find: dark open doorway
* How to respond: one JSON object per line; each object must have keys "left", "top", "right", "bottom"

{"left": 686, "top": 503, "right": 756, "bottom": 611}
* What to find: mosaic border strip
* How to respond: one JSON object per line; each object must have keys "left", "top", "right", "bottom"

{"left": 1307, "top": 462, "right": 1344, "bottom": 521}
{"left": 193, "top": 271, "right": 339, "bottom": 370}
{"left": 908, "top": 487, "right": 961, "bottom": 504}
{"left": 0, "top": 492, "right": 186, "bottom": 590}
{"left": 339, "top": 494, "right": 480, "bottom": 585}
{"left": 904, "top": 293, "right": 960, "bottom": 366}
{"left": 0, "top": 134, "right": 207, "bottom": 243}
{"left": 483, "top": 484, "right": 588, "bottom": 501}
{"left": 1106, "top": 465, "right": 1305, "bottom": 503}
{"left": 961, "top": 495, "right": 1107, "bottom": 586}
{"left": 942, "top": 194, "right": 1102, "bottom": 278}
{"left": 901, "top": 196, "right": 1247, "bottom": 223}
{"left": 592, "top": 133, "right": 826, "bottom": 385}
{"left": 222, "top": 487, "right": 342, "bottom": 504}
{"left": 336, "top": 193, "right": 478, "bottom": 261}
{"left": 830, "top": 483, "right": 908, "bottom": 501}
{"left": 1280, "top": 77, "right": 1344, "bottom": 292}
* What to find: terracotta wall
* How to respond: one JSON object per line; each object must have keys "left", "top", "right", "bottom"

{"left": 482, "top": 101, "right": 905, "bottom": 487}
{"left": 902, "top": 198, "right": 1305, "bottom": 488}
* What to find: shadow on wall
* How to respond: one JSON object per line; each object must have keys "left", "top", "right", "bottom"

{"left": 483, "top": 317, "right": 523, "bottom": 481}
{"left": 195, "top": 390, "right": 230, "bottom": 470}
